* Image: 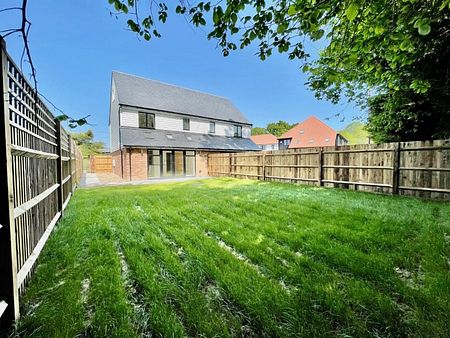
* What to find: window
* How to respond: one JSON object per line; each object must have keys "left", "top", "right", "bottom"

{"left": 209, "top": 121, "right": 215, "bottom": 133}
{"left": 234, "top": 125, "right": 242, "bottom": 137}
{"left": 183, "top": 118, "right": 190, "bottom": 131}
{"left": 278, "top": 138, "right": 291, "bottom": 150}
{"left": 139, "top": 112, "right": 155, "bottom": 129}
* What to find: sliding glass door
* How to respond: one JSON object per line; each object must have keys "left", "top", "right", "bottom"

{"left": 174, "top": 151, "right": 184, "bottom": 176}
{"left": 148, "top": 150, "right": 160, "bottom": 178}
{"left": 162, "top": 150, "right": 175, "bottom": 177}
{"left": 185, "top": 151, "right": 195, "bottom": 176}
{"left": 148, "top": 150, "right": 196, "bottom": 178}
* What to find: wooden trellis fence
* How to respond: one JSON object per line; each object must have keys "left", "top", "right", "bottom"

{"left": 208, "top": 140, "right": 450, "bottom": 200}
{"left": 0, "top": 38, "right": 83, "bottom": 329}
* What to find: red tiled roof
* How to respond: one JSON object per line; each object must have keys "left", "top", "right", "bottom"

{"left": 279, "top": 116, "right": 340, "bottom": 148}
{"left": 250, "top": 133, "right": 278, "bottom": 145}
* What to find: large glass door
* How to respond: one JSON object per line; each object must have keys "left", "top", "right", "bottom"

{"left": 174, "top": 151, "right": 184, "bottom": 176}
{"left": 162, "top": 150, "right": 175, "bottom": 177}
{"left": 148, "top": 150, "right": 161, "bottom": 178}
{"left": 148, "top": 150, "right": 196, "bottom": 178}
{"left": 185, "top": 151, "right": 195, "bottom": 176}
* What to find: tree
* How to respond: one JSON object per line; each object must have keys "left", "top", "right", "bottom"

{"left": 1, "top": 1, "right": 90, "bottom": 128}
{"left": 339, "top": 121, "right": 369, "bottom": 145}
{"left": 251, "top": 127, "right": 267, "bottom": 135}
{"left": 108, "top": 0, "right": 450, "bottom": 141}
{"left": 266, "top": 120, "right": 294, "bottom": 137}
{"left": 71, "top": 129, "right": 105, "bottom": 157}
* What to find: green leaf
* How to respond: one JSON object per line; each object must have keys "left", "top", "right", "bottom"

{"left": 287, "top": 5, "right": 297, "bottom": 16}
{"left": 374, "top": 26, "right": 385, "bottom": 35}
{"left": 55, "top": 114, "right": 69, "bottom": 122}
{"left": 414, "top": 18, "right": 431, "bottom": 36}
{"left": 277, "top": 23, "right": 288, "bottom": 34}
{"left": 418, "top": 23, "right": 431, "bottom": 36}
{"left": 345, "top": 3, "right": 359, "bottom": 21}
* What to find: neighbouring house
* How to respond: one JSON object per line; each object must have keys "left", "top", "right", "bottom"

{"left": 250, "top": 133, "right": 279, "bottom": 150}
{"left": 109, "top": 71, "right": 259, "bottom": 180}
{"left": 278, "top": 116, "right": 348, "bottom": 149}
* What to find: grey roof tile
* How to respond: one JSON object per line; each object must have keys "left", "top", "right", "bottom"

{"left": 112, "top": 71, "right": 251, "bottom": 124}
{"left": 120, "top": 127, "right": 260, "bottom": 151}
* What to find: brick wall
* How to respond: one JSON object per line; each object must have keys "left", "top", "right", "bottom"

{"left": 111, "top": 150, "right": 122, "bottom": 177}
{"left": 113, "top": 148, "right": 148, "bottom": 180}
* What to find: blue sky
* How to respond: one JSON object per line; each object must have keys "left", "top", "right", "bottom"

{"left": 1, "top": 0, "right": 362, "bottom": 147}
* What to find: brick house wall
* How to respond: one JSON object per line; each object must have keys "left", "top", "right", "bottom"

{"left": 112, "top": 148, "right": 148, "bottom": 181}
{"left": 112, "top": 150, "right": 123, "bottom": 177}
{"left": 113, "top": 148, "right": 214, "bottom": 179}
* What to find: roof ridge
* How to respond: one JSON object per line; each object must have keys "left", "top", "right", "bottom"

{"left": 112, "top": 70, "right": 231, "bottom": 102}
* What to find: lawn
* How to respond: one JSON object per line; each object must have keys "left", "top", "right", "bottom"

{"left": 14, "top": 178, "right": 450, "bottom": 337}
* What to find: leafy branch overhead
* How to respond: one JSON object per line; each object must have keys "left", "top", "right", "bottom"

{"left": 55, "top": 114, "right": 91, "bottom": 129}
{"left": 109, "top": 0, "right": 450, "bottom": 142}
{"left": 1, "top": 1, "right": 91, "bottom": 129}
{"left": 109, "top": 1, "right": 449, "bottom": 96}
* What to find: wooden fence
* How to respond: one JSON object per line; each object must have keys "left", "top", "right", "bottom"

{"left": 0, "top": 38, "right": 83, "bottom": 328}
{"left": 208, "top": 139, "right": 450, "bottom": 200}
{"left": 89, "top": 154, "right": 112, "bottom": 173}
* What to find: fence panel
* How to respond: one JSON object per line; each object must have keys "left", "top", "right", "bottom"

{"left": 208, "top": 140, "right": 450, "bottom": 200}
{"left": 0, "top": 37, "right": 83, "bottom": 328}
{"left": 89, "top": 155, "right": 112, "bottom": 173}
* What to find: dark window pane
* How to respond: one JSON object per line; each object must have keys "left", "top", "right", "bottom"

{"left": 183, "top": 118, "right": 190, "bottom": 130}
{"left": 209, "top": 122, "right": 215, "bottom": 133}
{"left": 139, "top": 112, "right": 155, "bottom": 129}
{"left": 139, "top": 112, "right": 146, "bottom": 128}
{"left": 234, "top": 125, "right": 242, "bottom": 137}
{"left": 147, "top": 114, "right": 155, "bottom": 129}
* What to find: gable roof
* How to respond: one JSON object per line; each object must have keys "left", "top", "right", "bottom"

{"left": 279, "top": 116, "right": 342, "bottom": 148}
{"left": 112, "top": 71, "right": 251, "bottom": 125}
{"left": 250, "top": 133, "right": 278, "bottom": 145}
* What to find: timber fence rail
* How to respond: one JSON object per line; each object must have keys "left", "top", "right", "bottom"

{"left": 208, "top": 139, "right": 450, "bottom": 200}
{"left": 0, "top": 38, "right": 83, "bottom": 329}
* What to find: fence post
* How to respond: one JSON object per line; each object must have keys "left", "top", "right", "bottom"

{"left": 318, "top": 148, "right": 323, "bottom": 186}
{"left": 55, "top": 120, "right": 64, "bottom": 214}
{"left": 229, "top": 153, "right": 233, "bottom": 177}
{"left": 68, "top": 134, "right": 73, "bottom": 193}
{"left": 392, "top": 142, "right": 401, "bottom": 195}
{"left": 262, "top": 152, "right": 266, "bottom": 181}
{"left": 0, "top": 37, "right": 20, "bottom": 325}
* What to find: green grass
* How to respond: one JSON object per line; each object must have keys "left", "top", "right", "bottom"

{"left": 13, "top": 178, "right": 450, "bottom": 337}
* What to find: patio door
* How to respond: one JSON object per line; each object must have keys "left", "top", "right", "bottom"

{"left": 161, "top": 150, "right": 175, "bottom": 177}
{"left": 148, "top": 150, "right": 161, "bottom": 178}
{"left": 148, "top": 150, "right": 196, "bottom": 178}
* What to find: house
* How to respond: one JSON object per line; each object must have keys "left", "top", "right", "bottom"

{"left": 109, "top": 71, "right": 259, "bottom": 180}
{"left": 250, "top": 134, "right": 279, "bottom": 150}
{"left": 278, "top": 116, "right": 348, "bottom": 149}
